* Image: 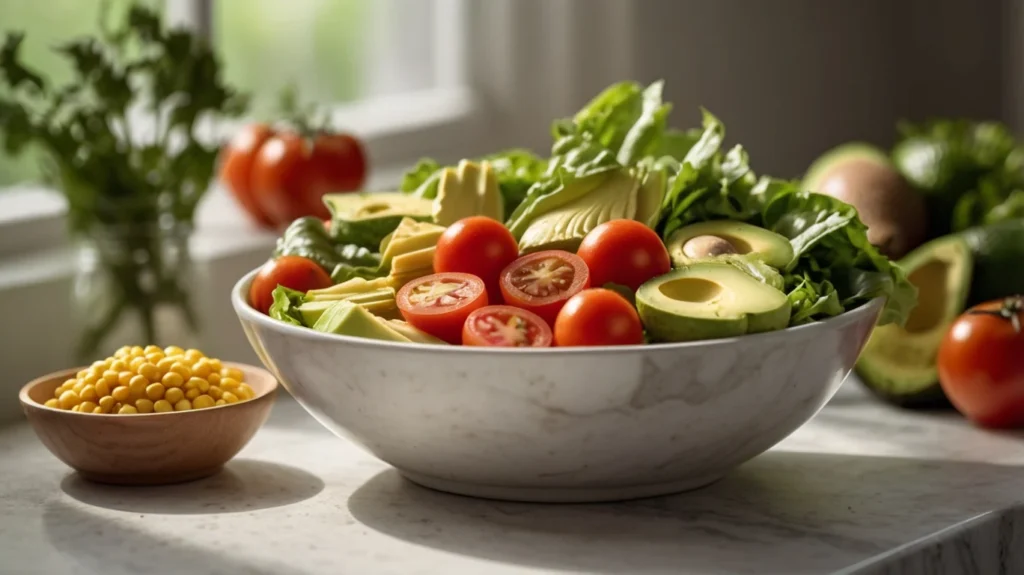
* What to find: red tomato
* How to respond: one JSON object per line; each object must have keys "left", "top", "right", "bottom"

{"left": 396, "top": 272, "right": 488, "bottom": 344}
{"left": 462, "top": 305, "right": 553, "bottom": 347}
{"left": 577, "top": 219, "right": 671, "bottom": 291}
{"left": 249, "top": 255, "right": 333, "bottom": 315}
{"left": 219, "top": 124, "right": 276, "bottom": 228}
{"left": 499, "top": 250, "right": 590, "bottom": 326}
{"left": 554, "top": 288, "right": 644, "bottom": 347}
{"left": 938, "top": 297, "right": 1024, "bottom": 429}
{"left": 223, "top": 125, "right": 367, "bottom": 229}
{"left": 434, "top": 216, "right": 519, "bottom": 302}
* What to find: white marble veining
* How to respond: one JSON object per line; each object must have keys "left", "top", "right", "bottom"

{"left": 232, "top": 269, "right": 882, "bottom": 502}
{"left": 2, "top": 383, "right": 1024, "bottom": 575}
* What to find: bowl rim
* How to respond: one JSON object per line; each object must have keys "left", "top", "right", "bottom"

{"left": 19, "top": 361, "right": 278, "bottom": 418}
{"left": 232, "top": 267, "right": 886, "bottom": 356}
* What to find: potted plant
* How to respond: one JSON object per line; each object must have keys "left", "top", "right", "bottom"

{"left": 0, "top": 6, "right": 248, "bottom": 360}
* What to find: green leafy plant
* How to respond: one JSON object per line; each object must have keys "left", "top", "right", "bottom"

{"left": 0, "top": 5, "right": 248, "bottom": 358}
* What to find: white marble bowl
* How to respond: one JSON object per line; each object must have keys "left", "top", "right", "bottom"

{"left": 232, "top": 269, "right": 882, "bottom": 503}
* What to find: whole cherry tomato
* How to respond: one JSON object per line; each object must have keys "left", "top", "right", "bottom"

{"left": 249, "top": 255, "right": 333, "bottom": 315}
{"left": 219, "top": 124, "right": 276, "bottom": 228}
{"left": 938, "top": 296, "right": 1024, "bottom": 429}
{"left": 396, "top": 272, "right": 489, "bottom": 344}
{"left": 251, "top": 132, "right": 321, "bottom": 224}
{"left": 434, "top": 216, "right": 519, "bottom": 302}
{"left": 462, "top": 305, "right": 553, "bottom": 347}
{"left": 554, "top": 288, "right": 644, "bottom": 347}
{"left": 577, "top": 219, "right": 671, "bottom": 291}
{"left": 499, "top": 250, "right": 590, "bottom": 326}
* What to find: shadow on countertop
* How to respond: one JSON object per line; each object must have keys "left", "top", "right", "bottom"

{"left": 60, "top": 459, "right": 324, "bottom": 515}
{"left": 347, "top": 451, "right": 1024, "bottom": 574}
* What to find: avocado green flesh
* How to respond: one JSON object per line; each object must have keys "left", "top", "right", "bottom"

{"left": 636, "top": 263, "right": 791, "bottom": 342}
{"left": 432, "top": 160, "right": 504, "bottom": 226}
{"left": 311, "top": 301, "right": 411, "bottom": 342}
{"left": 666, "top": 220, "right": 794, "bottom": 269}
{"left": 855, "top": 235, "right": 971, "bottom": 402}
{"left": 323, "top": 192, "right": 434, "bottom": 247}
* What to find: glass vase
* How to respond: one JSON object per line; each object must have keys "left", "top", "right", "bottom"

{"left": 72, "top": 221, "right": 202, "bottom": 362}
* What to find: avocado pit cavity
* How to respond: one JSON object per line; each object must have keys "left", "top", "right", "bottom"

{"left": 658, "top": 277, "right": 723, "bottom": 303}
{"left": 682, "top": 235, "right": 737, "bottom": 260}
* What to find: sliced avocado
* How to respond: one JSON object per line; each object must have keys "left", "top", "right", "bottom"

{"left": 506, "top": 170, "right": 613, "bottom": 239}
{"left": 311, "top": 300, "right": 412, "bottom": 342}
{"left": 307, "top": 277, "right": 392, "bottom": 298}
{"left": 666, "top": 220, "right": 794, "bottom": 269}
{"left": 324, "top": 192, "right": 434, "bottom": 248}
{"left": 385, "top": 319, "right": 448, "bottom": 345}
{"left": 432, "top": 160, "right": 504, "bottom": 226}
{"left": 855, "top": 235, "right": 971, "bottom": 406}
{"left": 856, "top": 219, "right": 1024, "bottom": 407}
{"left": 634, "top": 166, "right": 668, "bottom": 228}
{"left": 636, "top": 262, "right": 791, "bottom": 342}
{"left": 379, "top": 217, "right": 446, "bottom": 271}
{"left": 518, "top": 169, "right": 641, "bottom": 253}
{"left": 302, "top": 287, "right": 398, "bottom": 323}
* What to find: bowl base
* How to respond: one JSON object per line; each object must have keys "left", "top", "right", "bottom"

{"left": 398, "top": 470, "right": 725, "bottom": 503}
{"left": 75, "top": 465, "right": 224, "bottom": 486}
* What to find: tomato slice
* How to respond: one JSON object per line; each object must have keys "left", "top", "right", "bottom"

{"left": 396, "top": 272, "right": 488, "bottom": 344}
{"left": 499, "top": 250, "right": 590, "bottom": 325}
{"left": 462, "top": 305, "right": 553, "bottom": 348}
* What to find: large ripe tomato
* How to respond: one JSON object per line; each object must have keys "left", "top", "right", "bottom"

{"left": 219, "top": 123, "right": 276, "bottom": 228}
{"left": 938, "top": 297, "right": 1024, "bottom": 429}
{"left": 462, "top": 305, "right": 552, "bottom": 348}
{"left": 553, "top": 288, "right": 644, "bottom": 347}
{"left": 499, "top": 250, "right": 590, "bottom": 326}
{"left": 249, "top": 255, "right": 333, "bottom": 315}
{"left": 577, "top": 219, "right": 671, "bottom": 291}
{"left": 221, "top": 125, "right": 367, "bottom": 229}
{"left": 396, "top": 272, "right": 488, "bottom": 344}
{"left": 434, "top": 216, "right": 519, "bottom": 302}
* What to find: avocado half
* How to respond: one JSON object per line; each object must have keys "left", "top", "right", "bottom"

{"left": 636, "top": 262, "right": 791, "bottom": 342}
{"left": 856, "top": 219, "right": 1024, "bottom": 407}
{"left": 665, "top": 220, "right": 794, "bottom": 269}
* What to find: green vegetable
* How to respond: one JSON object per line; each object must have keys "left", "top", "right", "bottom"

{"left": 324, "top": 192, "right": 434, "bottom": 249}
{"left": 268, "top": 286, "right": 309, "bottom": 327}
{"left": 274, "top": 217, "right": 382, "bottom": 274}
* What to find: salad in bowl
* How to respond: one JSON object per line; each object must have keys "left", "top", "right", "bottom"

{"left": 232, "top": 80, "right": 916, "bottom": 502}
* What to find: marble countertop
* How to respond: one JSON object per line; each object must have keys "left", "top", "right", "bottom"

{"left": 2, "top": 378, "right": 1023, "bottom": 575}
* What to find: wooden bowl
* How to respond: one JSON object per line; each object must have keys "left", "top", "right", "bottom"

{"left": 18, "top": 362, "right": 278, "bottom": 485}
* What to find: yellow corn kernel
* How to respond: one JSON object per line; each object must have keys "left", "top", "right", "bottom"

{"left": 109, "top": 359, "right": 127, "bottom": 372}
{"left": 72, "top": 381, "right": 86, "bottom": 395}
{"left": 118, "top": 404, "right": 138, "bottom": 415}
{"left": 112, "top": 402, "right": 123, "bottom": 412}
{"left": 76, "top": 369, "right": 89, "bottom": 379}
{"left": 129, "top": 357, "right": 146, "bottom": 372}
{"left": 135, "top": 398, "right": 155, "bottom": 413}
{"left": 79, "top": 385, "right": 98, "bottom": 402}
{"left": 221, "top": 391, "right": 239, "bottom": 404}
{"left": 222, "top": 367, "right": 244, "bottom": 382}
{"left": 145, "top": 351, "right": 165, "bottom": 365}
{"left": 173, "top": 399, "right": 192, "bottom": 411}
{"left": 162, "top": 372, "right": 184, "bottom": 389}
{"left": 144, "top": 345, "right": 162, "bottom": 355}
{"left": 55, "top": 381, "right": 73, "bottom": 397}
{"left": 128, "top": 375, "right": 149, "bottom": 397}
{"left": 98, "top": 396, "right": 115, "bottom": 412}
{"left": 219, "top": 377, "right": 240, "bottom": 390}
{"left": 238, "top": 383, "right": 255, "bottom": 399}
{"left": 79, "top": 401, "right": 98, "bottom": 413}
{"left": 146, "top": 383, "right": 166, "bottom": 401}
{"left": 184, "top": 348, "right": 205, "bottom": 362}
{"left": 59, "top": 390, "right": 82, "bottom": 410}
{"left": 208, "top": 358, "right": 223, "bottom": 373}
{"left": 208, "top": 386, "right": 223, "bottom": 400}
{"left": 192, "top": 394, "right": 215, "bottom": 409}
{"left": 186, "top": 377, "right": 210, "bottom": 392}
{"left": 215, "top": 399, "right": 227, "bottom": 406}
{"left": 191, "top": 359, "right": 212, "bottom": 379}
{"left": 164, "top": 387, "right": 185, "bottom": 404}
{"left": 71, "top": 405, "right": 81, "bottom": 412}
{"left": 94, "top": 380, "right": 112, "bottom": 398}
{"left": 138, "top": 362, "right": 160, "bottom": 382}
{"left": 118, "top": 371, "right": 134, "bottom": 387}
{"left": 185, "top": 388, "right": 202, "bottom": 400}
{"left": 44, "top": 398, "right": 59, "bottom": 408}
{"left": 197, "top": 378, "right": 210, "bottom": 392}
{"left": 156, "top": 357, "right": 176, "bottom": 374}
{"left": 153, "top": 399, "right": 173, "bottom": 413}
{"left": 164, "top": 345, "right": 184, "bottom": 357}
{"left": 169, "top": 362, "right": 192, "bottom": 381}
{"left": 130, "top": 345, "right": 144, "bottom": 356}
{"left": 101, "top": 370, "right": 119, "bottom": 386}
{"left": 90, "top": 360, "right": 107, "bottom": 371}
{"left": 207, "top": 372, "right": 221, "bottom": 387}
{"left": 111, "top": 386, "right": 131, "bottom": 402}
{"left": 114, "top": 345, "right": 132, "bottom": 358}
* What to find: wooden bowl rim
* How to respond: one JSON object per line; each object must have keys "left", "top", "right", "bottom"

{"left": 19, "top": 361, "right": 278, "bottom": 419}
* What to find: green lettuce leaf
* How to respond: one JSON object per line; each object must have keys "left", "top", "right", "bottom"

{"left": 785, "top": 274, "right": 844, "bottom": 325}
{"left": 268, "top": 286, "right": 308, "bottom": 326}
{"left": 400, "top": 158, "right": 441, "bottom": 195}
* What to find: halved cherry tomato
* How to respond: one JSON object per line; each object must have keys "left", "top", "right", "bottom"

{"left": 249, "top": 255, "right": 333, "bottom": 315}
{"left": 554, "top": 288, "right": 644, "bottom": 347}
{"left": 462, "top": 305, "right": 553, "bottom": 348}
{"left": 499, "top": 250, "right": 590, "bottom": 326}
{"left": 219, "top": 123, "right": 276, "bottom": 228}
{"left": 938, "top": 296, "right": 1024, "bottom": 429}
{"left": 434, "top": 216, "right": 519, "bottom": 302}
{"left": 577, "top": 219, "right": 671, "bottom": 291}
{"left": 396, "top": 272, "right": 488, "bottom": 344}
